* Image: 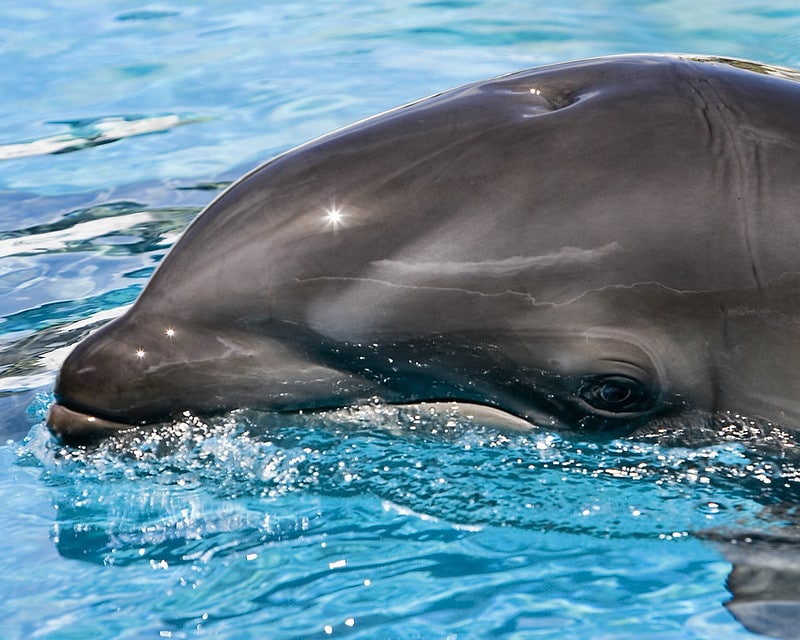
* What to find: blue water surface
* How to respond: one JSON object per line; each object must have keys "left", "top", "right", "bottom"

{"left": 3, "top": 1, "right": 800, "bottom": 638}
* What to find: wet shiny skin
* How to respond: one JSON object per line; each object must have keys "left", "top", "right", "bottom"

{"left": 50, "top": 54, "right": 800, "bottom": 443}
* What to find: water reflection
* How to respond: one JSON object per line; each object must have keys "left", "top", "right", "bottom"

{"left": 0, "top": 114, "right": 209, "bottom": 160}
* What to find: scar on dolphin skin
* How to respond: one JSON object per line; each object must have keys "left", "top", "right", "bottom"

{"left": 369, "top": 242, "right": 623, "bottom": 277}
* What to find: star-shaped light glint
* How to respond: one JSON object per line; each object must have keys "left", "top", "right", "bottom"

{"left": 324, "top": 205, "right": 345, "bottom": 228}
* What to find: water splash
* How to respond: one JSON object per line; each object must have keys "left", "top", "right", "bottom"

{"left": 18, "top": 404, "right": 800, "bottom": 572}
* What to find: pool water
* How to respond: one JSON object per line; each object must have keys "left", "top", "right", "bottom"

{"left": 2, "top": 2, "right": 800, "bottom": 638}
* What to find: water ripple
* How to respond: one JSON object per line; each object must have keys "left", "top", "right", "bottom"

{"left": 0, "top": 114, "right": 209, "bottom": 160}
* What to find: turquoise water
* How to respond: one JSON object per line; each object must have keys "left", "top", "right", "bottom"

{"left": 3, "top": 2, "right": 800, "bottom": 638}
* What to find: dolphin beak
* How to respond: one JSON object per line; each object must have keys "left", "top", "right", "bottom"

{"left": 47, "top": 402, "right": 136, "bottom": 444}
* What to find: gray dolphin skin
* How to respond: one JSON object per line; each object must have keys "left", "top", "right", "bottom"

{"left": 48, "top": 54, "right": 800, "bottom": 444}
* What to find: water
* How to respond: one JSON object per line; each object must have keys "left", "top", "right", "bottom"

{"left": 2, "top": 2, "right": 800, "bottom": 638}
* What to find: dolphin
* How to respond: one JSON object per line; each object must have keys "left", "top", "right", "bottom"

{"left": 47, "top": 53, "right": 800, "bottom": 443}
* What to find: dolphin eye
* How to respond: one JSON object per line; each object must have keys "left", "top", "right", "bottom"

{"left": 578, "top": 375, "right": 653, "bottom": 414}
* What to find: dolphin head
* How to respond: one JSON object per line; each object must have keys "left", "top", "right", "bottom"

{"left": 48, "top": 54, "right": 800, "bottom": 442}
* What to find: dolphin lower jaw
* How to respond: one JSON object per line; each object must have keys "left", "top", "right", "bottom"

{"left": 47, "top": 402, "right": 138, "bottom": 443}
{"left": 48, "top": 370, "right": 392, "bottom": 444}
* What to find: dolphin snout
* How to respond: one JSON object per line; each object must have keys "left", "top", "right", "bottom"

{"left": 49, "top": 318, "right": 144, "bottom": 442}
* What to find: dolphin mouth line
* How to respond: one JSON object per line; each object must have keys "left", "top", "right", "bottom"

{"left": 47, "top": 402, "right": 137, "bottom": 443}
{"left": 45, "top": 397, "right": 542, "bottom": 445}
